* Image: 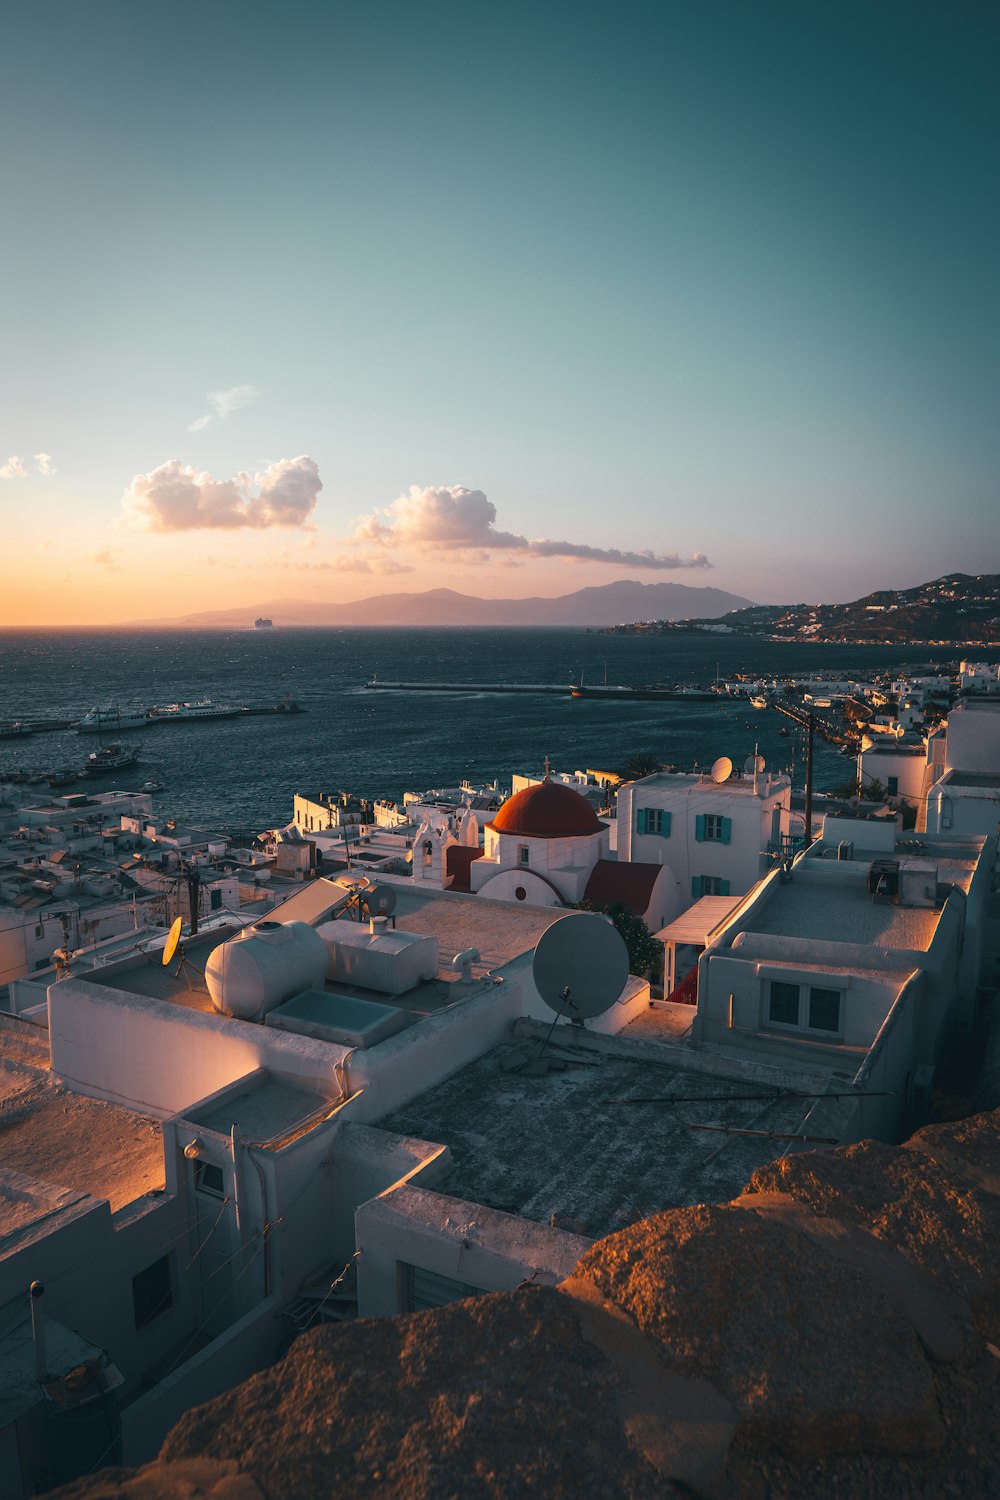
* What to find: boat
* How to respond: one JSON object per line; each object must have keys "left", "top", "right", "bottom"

{"left": 77, "top": 703, "right": 148, "bottom": 734}
{"left": 254, "top": 617, "right": 274, "bottom": 628}
{"left": 0, "top": 721, "right": 34, "bottom": 739}
{"left": 82, "top": 741, "right": 142, "bottom": 776}
{"left": 138, "top": 779, "right": 164, "bottom": 794}
{"left": 146, "top": 699, "right": 243, "bottom": 722}
{"left": 749, "top": 694, "right": 769, "bottom": 709}
{"left": 48, "top": 769, "right": 81, "bottom": 787}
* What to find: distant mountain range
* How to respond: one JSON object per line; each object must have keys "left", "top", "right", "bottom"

{"left": 618, "top": 573, "right": 1000, "bottom": 646}
{"left": 128, "top": 579, "right": 754, "bottom": 629}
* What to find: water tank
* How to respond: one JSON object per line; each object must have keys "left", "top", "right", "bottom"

{"left": 205, "top": 920, "right": 328, "bottom": 1020}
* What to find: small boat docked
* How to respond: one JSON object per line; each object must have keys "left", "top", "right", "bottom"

{"left": 749, "top": 694, "right": 769, "bottom": 709}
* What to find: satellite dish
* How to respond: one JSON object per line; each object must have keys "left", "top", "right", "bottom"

{"left": 162, "top": 916, "right": 183, "bottom": 967}
{"left": 711, "top": 756, "right": 733, "bottom": 785}
{"left": 532, "top": 913, "right": 629, "bottom": 1021}
{"left": 744, "top": 753, "right": 766, "bottom": 775}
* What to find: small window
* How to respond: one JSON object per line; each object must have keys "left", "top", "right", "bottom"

{"left": 35, "top": 923, "right": 45, "bottom": 939}
{"left": 704, "top": 814, "right": 724, "bottom": 841}
{"left": 195, "top": 1161, "right": 225, "bottom": 1197}
{"left": 399, "top": 1262, "right": 485, "bottom": 1313}
{"left": 132, "top": 1255, "right": 174, "bottom": 1330}
{"left": 887, "top": 777, "right": 899, "bottom": 797}
{"left": 768, "top": 981, "right": 800, "bottom": 1026}
{"left": 518, "top": 845, "right": 530, "bottom": 866}
{"left": 514, "top": 886, "right": 527, "bottom": 901}
{"left": 700, "top": 875, "right": 730, "bottom": 897}
{"left": 808, "top": 988, "right": 841, "bottom": 1033}
{"left": 647, "top": 808, "right": 663, "bottom": 834}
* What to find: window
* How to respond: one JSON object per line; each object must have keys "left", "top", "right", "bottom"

{"left": 768, "top": 981, "right": 800, "bottom": 1027}
{"left": 887, "top": 776, "right": 899, "bottom": 797}
{"left": 808, "top": 988, "right": 841, "bottom": 1033}
{"left": 132, "top": 1255, "right": 174, "bottom": 1330}
{"left": 695, "top": 814, "right": 731, "bottom": 843}
{"left": 637, "top": 807, "right": 671, "bottom": 836}
{"left": 704, "top": 815, "right": 724, "bottom": 841}
{"left": 701, "top": 876, "right": 730, "bottom": 897}
{"left": 195, "top": 1161, "right": 225, "bottom": 1197}
{"left": 765, "top": 980, "right": 844, "bottom": 1037}
{"left": 399, "top": 1263, "right": 485, "bottom": 1313}
{"left": 518, "top": 845, "right": 530, "bottom": 866}
{"left": 35, "top": 923, "right": 45, "bottom": 939}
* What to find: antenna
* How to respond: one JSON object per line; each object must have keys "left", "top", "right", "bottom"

{"left": 523, "top": 914, "right": 629, "bottom": 1074}
{"left": 710, "top": 756, "right": 733, "bottom": 785}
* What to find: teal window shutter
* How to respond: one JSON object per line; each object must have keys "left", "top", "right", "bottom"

{"left": 692, "top": 876, "right": 704, "bottom": 898}
{"left": 694, "top": 814, "right": 705, "bottom": 842}
{"left": 720, "top": 879, "right": 730, "bottom": 897}
{"left": 636, "top": 808, "right": 647, "bottom": 834}
{"left": 661, "top": 810, "right": 672, "bottom": 837}
{"left": 721, "top": 817, "right": 732, "bottom": 845}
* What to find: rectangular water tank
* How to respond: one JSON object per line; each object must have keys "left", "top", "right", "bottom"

{"left": 316, "top": 919, "right": 438, "bottom": 995}
{"left": 265, "top": 988, "right": 412, "bottom": 1048}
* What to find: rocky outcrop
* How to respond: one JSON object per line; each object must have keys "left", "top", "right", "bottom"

{"left": 50, "top": 1109, "right": 1000, "bottom": 1500}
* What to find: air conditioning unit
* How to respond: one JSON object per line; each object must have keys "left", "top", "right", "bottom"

{"left": 837, "top": 840, "right": 854, "bottom": 861}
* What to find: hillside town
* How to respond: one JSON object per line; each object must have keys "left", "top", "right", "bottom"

{"left": 1, "top": 663, "right": 998, "bottom": 1494}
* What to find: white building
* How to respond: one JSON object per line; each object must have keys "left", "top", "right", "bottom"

{"left": 617, "top": 767, "right": 792, "bottom": 907}
{"left": 919, "top": 700, "right": 1000, "bottom": 841}
{"left": 689, "top": 817, "right": 994, "bottom": 1142}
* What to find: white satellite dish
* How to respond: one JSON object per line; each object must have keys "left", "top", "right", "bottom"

{"left": 532, "top": 913, "right": 629, "bottom": 1021}
{"left": 710, "top": 756, "right": 733, "bottom": 785}
{"left": 744, "top": 753, "right": 766, "bottom": 775}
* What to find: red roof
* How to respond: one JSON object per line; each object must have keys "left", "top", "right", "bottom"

{"left": 446, "top": 844, "right": 483, "bottom": 892}
{"left": 583, "top": 860, "right": 662, "bottom": 917}
{"left": 488, "top": 781, "right": 603, "bottom": 840}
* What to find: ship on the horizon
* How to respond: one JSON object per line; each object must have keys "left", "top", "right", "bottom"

{"left": 254, "top": 616, "right": 274, "bottom": 629}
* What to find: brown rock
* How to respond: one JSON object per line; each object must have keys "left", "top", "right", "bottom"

{"left": 159, "top": 1288, "right": 672, "bottom": 1499}
{"left": 573, "top": 1202, "right": 942, "bottom": 1460}
{"left": 747, "top": 1114, "right": 1000, "bottom": 1342}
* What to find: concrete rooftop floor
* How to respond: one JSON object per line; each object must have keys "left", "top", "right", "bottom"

{"left": 378, "top": 1039, "right": 813, "bottom": 1238}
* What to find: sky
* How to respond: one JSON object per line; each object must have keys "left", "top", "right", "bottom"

{"left": 1, "top": 0, "right": 997, "bottom": 625}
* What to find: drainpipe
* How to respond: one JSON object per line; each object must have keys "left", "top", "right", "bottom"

{"left": 30, "top": 1281, "right": 48, "bottom": 1383}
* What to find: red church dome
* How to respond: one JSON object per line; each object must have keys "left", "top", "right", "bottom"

{"left": 487, "top": 781, "right": 603, "bottom": 839}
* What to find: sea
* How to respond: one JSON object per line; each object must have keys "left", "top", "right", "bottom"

{"left": 0, "top": 629, "right": 957, "bottom": 835}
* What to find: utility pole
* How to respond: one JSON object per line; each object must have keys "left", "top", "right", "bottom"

{"left": 804, "top": 712, "right": 815, "bottom": 844}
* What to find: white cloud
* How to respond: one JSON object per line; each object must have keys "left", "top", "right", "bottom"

{"left": 355, "top": 485, "right": 711, "bottom": 570}
{"left": 90, "top": 546, "right": 118, "bottom": 568}
{"left": 188, "top": 384, "right": 259, "bottom": 433}
{"left": 121, "top": 455, "right": 322, "bottom": 532}
{"left": 0, "top": 456, "right": 27, "bottom": 479}
{"left": 33, "top": 452, "right": 56, "bottom": 476}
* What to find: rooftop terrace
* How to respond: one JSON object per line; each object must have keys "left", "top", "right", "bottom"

{"left": 378, "top": 1037, "right": 812, "bottom": 1237}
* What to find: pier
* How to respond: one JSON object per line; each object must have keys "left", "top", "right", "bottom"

{"left": 365, "top": 680, "right": 571, "bottom": 696}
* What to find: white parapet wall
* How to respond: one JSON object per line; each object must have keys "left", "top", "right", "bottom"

{"left": 48, "top": 979, "right": 350, "bottom": 1118}
{"left": 355, "top": 1182, "right": 593, "bottom": 1318}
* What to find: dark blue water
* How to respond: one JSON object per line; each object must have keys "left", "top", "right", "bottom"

{"left": 0, "top": 629, "right": 955, "bottom": 831}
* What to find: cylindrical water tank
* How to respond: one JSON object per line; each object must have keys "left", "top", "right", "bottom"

{"left": 205, "top": 920, "right": 328, "bottom": 1020}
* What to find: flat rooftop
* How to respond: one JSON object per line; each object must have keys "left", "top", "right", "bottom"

{"left": 186, "top": 1073, "right": 333, "bottom": 1147}
{"left": 0, "top": 1015, "right": 164, "bottom": 1227}
{"left": 378, "top": 1039, "right": 812, "bottom": 1237}
{"left": 744, "top": 871, "right": 941, "bottom": 951}
{"left": 945, "top": 771, "right": 1000, "bottom": 788}
{"left": 83, "top": 890, "right": 566, "bottom": 1022}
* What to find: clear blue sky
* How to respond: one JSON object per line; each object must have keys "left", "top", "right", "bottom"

{"left": 1, "top": 0, "right": 997, "bottom": 622}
